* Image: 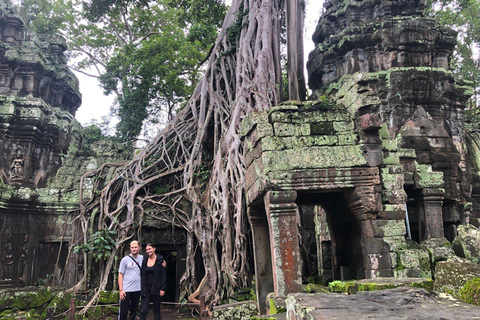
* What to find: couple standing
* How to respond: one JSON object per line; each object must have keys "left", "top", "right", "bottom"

{"left": 118, "top": 241, "right": 166, "bottom": 320}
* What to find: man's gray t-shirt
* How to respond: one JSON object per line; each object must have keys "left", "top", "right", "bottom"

{"left": 119, "top": 254, "right": 143, "bottom": 292}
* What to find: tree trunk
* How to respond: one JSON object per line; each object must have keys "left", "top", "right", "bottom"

{"left": 73, "top": 0, "right": 303, "bottom": 308}
{"left": 286, "top": 0, "right": 306, "bottom": 101}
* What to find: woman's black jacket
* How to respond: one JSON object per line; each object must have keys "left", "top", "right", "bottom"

{"left": 141, "top": 254, "right": 166, "bottom": 296}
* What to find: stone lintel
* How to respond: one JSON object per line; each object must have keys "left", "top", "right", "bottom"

{"left": 245, "top": 167, "right": 381, "bottom": 206}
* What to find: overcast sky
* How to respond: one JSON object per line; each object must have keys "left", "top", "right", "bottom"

{"left": 74, "top": 1, "right": 325, "bottom": 125}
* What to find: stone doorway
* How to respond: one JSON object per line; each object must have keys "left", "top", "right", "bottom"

{"left": 298, "top": 191, "right": 365, "bottom": 282}
{"left": 156, "top": 250, "right": 178, "bottom": 303}
{"left": 248, "top": 188, "right": 376, "bottom": 313}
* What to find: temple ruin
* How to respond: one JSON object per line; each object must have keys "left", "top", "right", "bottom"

{"left": 0, "top": 5, "right": 187, "bottom": 303}
{"left": 242, "top": 0, "right": 478, "bottom": 313}
{"left": 1, "top": 0, "right": 480, "bottom": 318}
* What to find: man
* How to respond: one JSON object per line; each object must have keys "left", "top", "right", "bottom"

{"left": 118, "top": 240, "right": 143, "bottom": 320}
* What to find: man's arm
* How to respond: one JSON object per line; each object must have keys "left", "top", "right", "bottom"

{"left": 118, "top": 272, "right": 126, "bottom": 300}
{"left": 159, "top": 262, "right": 167, "bottom": 297}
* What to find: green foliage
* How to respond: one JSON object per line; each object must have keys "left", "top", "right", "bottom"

{"left": 73, "top": 229, "right": 117, "bottom": 262}
{"left": 153, "top": 185, "right": 169, "bottom": 195}
{"left": 425, "top": 0, "right": 480, "bottom": 123}
{"left": 216, "top": 4, "right": 249, "bottom": 64}
{"left": 34, "top": 273, "right": 53, "bottom": 286}
{"left": 82, "top": 124, "right": 106, "bottom": 149}
{"left": 93, "top": 0, "right": 226, "bottom": 141}
{"left": 13, "top": 0, "right": 75, "bottom": 35}
{"left": 459, "top": 277, "right": 480, "bottom": 306}
{"left": 194, "top": 167, "right": 212, "bottom": 184}
{"left": 328, "top": 280, "right": 347, "bottom": 292}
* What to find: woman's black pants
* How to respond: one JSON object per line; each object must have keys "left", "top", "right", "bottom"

{"left": 140, "top": 285, "right": 162, "bottom": 320}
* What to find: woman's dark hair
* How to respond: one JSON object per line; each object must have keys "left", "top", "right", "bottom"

{"left": 145, "top": 243, "right": 155, "bottom": 248}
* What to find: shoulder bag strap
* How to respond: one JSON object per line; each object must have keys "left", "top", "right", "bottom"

{"left": 128, "top": 255, "right": 142, "bottom": 271}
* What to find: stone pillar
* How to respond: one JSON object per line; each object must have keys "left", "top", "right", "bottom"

{"left": 247, "top": 206, "right": 274, "bottom": 314}
{"left": 264, "top": 190, "right": 302, "bottom": 296}
{"left": 419, "top": 188, "right": 444, "bottom": 240}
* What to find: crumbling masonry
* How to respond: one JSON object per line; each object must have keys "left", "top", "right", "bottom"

{"left": 241, "top": 0, "right": 477, "bottom": 313}
{"left": 0, "top": 4, "right": 83, "bottom": 287}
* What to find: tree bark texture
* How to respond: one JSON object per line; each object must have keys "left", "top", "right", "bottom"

{"left": 72, "top": 0, "right": 306, "bottom": 308}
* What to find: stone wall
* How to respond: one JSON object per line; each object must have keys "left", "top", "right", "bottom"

{"left": 241, "top": 0, "right": 475, "bottom": 313}
{"left": 0, "top": 4, "right": 134, "bottom": 288}
{"left": 0, "top": 4, "right": 81, "bottom": 189}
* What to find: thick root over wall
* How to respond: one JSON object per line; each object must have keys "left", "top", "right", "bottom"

{"left": 72, "top": 0, "right": 302, "bottom": 311}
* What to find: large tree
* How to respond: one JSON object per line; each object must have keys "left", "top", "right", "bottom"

{"left": 74, "top": 0, "right": 306, "bottom": 310}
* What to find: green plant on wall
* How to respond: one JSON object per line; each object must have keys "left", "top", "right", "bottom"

{"left": 74, "top": 229, "right": 117, "bottom": 262}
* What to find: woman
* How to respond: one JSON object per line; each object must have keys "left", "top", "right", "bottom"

{"left": 140, "top": 243, "right": 166, "bottom": 320}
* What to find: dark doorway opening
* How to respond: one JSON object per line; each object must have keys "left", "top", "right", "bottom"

{"left": 35, "top": 242, "right": 68, "bottom": 285}
{"left": 297, "top": 191, "right": 364, "bottom": 281}
{"left": 157, "top": 250, "right": 177, "bottom": 304}
{"left": 405, "top": 186, "right": 421, "bottom": 243}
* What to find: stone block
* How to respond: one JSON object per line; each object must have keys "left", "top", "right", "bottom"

{"left": 337, "top": 134, "right": 357, "bottom": 145}
{"left": 361, "top": 238, "right": 390, "bottom": 254}
{"left": 452, "top": 225, "right": 480, "bottom": 264}
{"left": 356, "top": 113, "right": 381, "bottom": 131}
{"left": 0, "top": 103, "right": 15, "bottom": 115}
{"left": 286, "top": 287, "right": 480, "bottom": 319}
{"left": 310, "top": 122, "right": 334, "bottom": 135}
{"left": 364, "top": 268, "right": 394, "bottom": 278}
{"left": 398, "top": 148, "right": 417, "bottom": 158}
{"left": 382, "top": 165, "right": 403, "bottom": 175}
{"left": 381, "top": 174, "right": 404, "bottom": 191}
{"left": 269, "top": 109, "right": 350, "bottom": 123}
{"left": 333, "top": 121, "right": 354, "bottom": 133}
{"left": 395, "top": 249, "right": 432, "bottom": 278}
{"left": 212, "top": 300, "right": 258, "bottom": 320}
{"left": 414, "top": 164, "right": 444, "bottom": 188}
{"left": 420, "top": 187, "right": 445, "bottom": 197}
{"left": 359, "top": 131, "right": 381, "bottom": 144}
{"left": 360, "top": 144, "right": 383, "bottom": 166}
{"left": 239, "top": 111, "right": 269, "bottom": 137}
{"left": 273, "top": 123, "right": 310, "bottom": 137}
{"left": 262, "top": 145, "right": 367, "bottom": 172}
{"left": 244, "top": 123, "right": 274, "bottom": 150}
{"left": 245, "top": 145, "right": 263, "bottom": 167}
{"left": 378, "top": 204, "right": 406, "bottom": 219}
{"left": 382, "top": 189, "right": 407, "bottom": 204}
{"left": 260, "top": 137, "right": 286, "bottom": 151}
{"left": 434, "top": 259, "right": 480, "bottom": 296}
{"left": 371, "top": 219, "right": 406, "bottom": 237}
{"left": 420, "top": 237, "right": 456, "bottom": 265}
{"left": 0, "top": 287, "right": 54, "bottom": 311}
{"left": 382, "top": 138, "right": 398, "bottom": 151}
{"left": 364, "top": 253, "right": 392, "bottom": 270}
{"left": 383, "top": 151, "right": 400, "bottom": 165}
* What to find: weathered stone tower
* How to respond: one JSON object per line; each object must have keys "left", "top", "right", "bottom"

{"left": 241, "top": 0, "right": 473, "bottom": 313}
{"left": 0, "top": 4, "right": 83, "bottom": 287}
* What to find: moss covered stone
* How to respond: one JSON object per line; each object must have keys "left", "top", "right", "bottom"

{"left": 452, "top": 225, "right": 480, "bottom": 264}
{"left": 434, "top": 260, "right": 480, "bottom": 297}
{"left": 212, "top": 301, "right": 258, "bottom": 320}
{"left": 394, "top": 249, "right": 432, "bottom": 278}
{"left": 459, "top": 277, "right": 480, "bottom": 306}
{"left": 328, "top": 278, "right": 433, "bottom": 294}
{"left": 0, "top": 287, "right": 54, "bottom": 311}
